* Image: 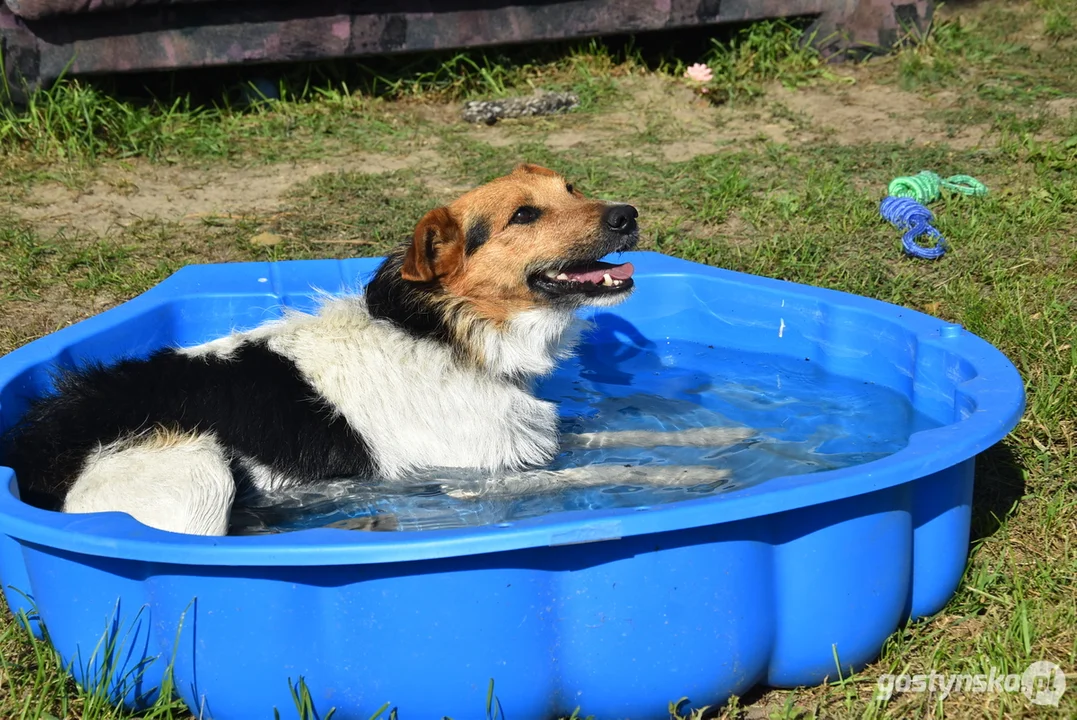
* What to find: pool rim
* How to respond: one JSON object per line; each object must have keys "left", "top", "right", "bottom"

{"left": 0, "top": 251, "right": 1025, "bottom": 566}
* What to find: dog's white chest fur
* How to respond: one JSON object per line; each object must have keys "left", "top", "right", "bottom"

{"left": 228, "top": 299, "right": 581, "bottom": 479}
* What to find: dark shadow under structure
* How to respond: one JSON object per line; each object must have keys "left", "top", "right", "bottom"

{"left": 1, "top": 0, "right": 933, "bottom": 102}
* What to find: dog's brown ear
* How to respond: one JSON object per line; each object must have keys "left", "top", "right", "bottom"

{"left": 512, "top": 163, "right": 559, "bottom": 178}
{"left": 402, "top": 207, "right": 465, "bottom": 283}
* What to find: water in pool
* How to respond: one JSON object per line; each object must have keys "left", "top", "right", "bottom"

{"left": 230, "top": 336, "right": 939, "bottom": 534}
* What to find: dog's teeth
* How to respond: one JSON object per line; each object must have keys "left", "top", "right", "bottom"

{"left": 556, "top": 273, "right": 569, "bottom": 281}
{"left": 612, "top": 279, "right": 622, "bottom": 286}
{"left": 602, "top": 273, "right": 613, "bottom": 286}
{"left": 545, "top": 269, "right": 559, "bottom": 279}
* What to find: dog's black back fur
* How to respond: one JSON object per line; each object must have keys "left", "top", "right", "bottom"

{"left": 1, "top": 340, "right": 374, "bottom": 511}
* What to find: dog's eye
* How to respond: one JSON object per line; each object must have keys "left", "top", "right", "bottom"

{"left": 509, "top": 206, "right": 541, "bottom": 225}
{"left": 566, "top": 183, "right": 574, "bottom": 194}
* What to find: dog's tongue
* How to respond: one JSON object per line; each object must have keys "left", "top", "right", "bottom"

{"left": 565, "top": 262, "right": 634, "bottom": 283}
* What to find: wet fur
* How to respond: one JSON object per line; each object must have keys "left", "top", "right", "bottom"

{"left": 0, "top": 164, "right": 740, "bottom": 536}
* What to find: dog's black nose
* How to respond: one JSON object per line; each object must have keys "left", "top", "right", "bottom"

{"left": 604, "top": 205, "right": 638, "bottom": 234}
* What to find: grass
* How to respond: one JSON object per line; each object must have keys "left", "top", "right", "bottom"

{"left": 0, "top": 37, "right": 650, "bottom": 169}
{"left": 0, "top": 19, "right": 828, "bottom": 170}
{"left": 273, "top": 170, "right": 441, "bottom": 255}
{"left": 1, "top": 0, "right": 1076, "bottom": 717}
{"left": 699, "top": 19, "right": 832, "bottom": 101}
{"left": 1038, "top": 0, "right": 1076, "bottom": 40}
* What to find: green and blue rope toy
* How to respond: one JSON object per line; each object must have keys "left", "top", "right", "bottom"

{"left": 887, "top": 171, "right": 987, "bottom": 204}
{"left": 880, "top": 171, "right": 987, "bottom": 260}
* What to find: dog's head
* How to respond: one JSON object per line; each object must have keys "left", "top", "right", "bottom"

{"left": 400, "top": 163, "right": 638, "bottom": 315}
{"left": 366, "top": 164, "right": 639, "bottom": 373}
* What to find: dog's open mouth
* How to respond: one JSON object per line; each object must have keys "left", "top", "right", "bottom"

{"left": 529, "top": 260, "right": 635, "bottom": 298}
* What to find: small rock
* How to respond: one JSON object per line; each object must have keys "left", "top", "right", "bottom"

{"left": 249, "top": 232, "right": 283, "bottom": 247}
{"left": 462, "top": 90, "right": 580, "bottom": 124}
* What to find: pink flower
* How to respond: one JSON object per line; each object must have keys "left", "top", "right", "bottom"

{"left": 684, "top": 63, "right": 713, "bottom": 83}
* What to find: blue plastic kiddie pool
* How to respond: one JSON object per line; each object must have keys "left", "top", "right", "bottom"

{"left": 0, "top": 251, "right": 1024, "bottom": 719}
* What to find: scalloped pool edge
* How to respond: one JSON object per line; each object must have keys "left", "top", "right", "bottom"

{"left": 0, "top": 252, "right": 1024, "bottom": 720}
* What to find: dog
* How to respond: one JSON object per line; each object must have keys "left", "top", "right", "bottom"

{"left": 1, "top": 164, "right": 748, "bottom": 536}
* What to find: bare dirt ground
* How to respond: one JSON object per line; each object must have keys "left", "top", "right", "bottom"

{"left": 14, "top": 148, "right": 448, "bottom": 236}
{"left": 7, "top": 70, "right": 994, "bottom": 239}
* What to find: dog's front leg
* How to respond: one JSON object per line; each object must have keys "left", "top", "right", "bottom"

{"left": 560, "top": 426, "right": 754, "bottom": 449}
{"left": 444, "top": 463, "right": 730, "bottom": 499}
